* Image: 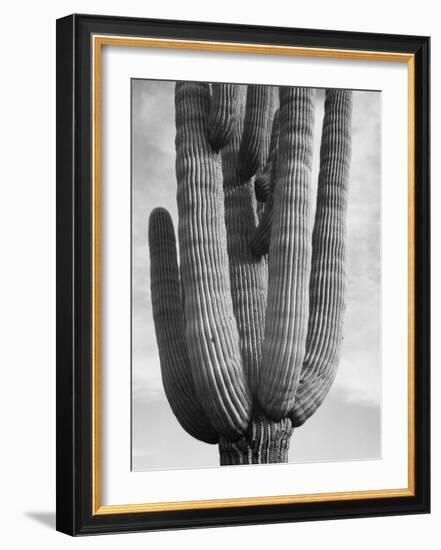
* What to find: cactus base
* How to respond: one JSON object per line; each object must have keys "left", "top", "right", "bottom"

{"left": 219, "top": 416, "right": 293, "bottom": 465}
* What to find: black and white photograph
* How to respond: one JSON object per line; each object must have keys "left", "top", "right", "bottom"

{"left": 53, "top": 10, "right": 430, "bottom": 538}
{"left": 131, "top": 80, "right": 381, "bottom": 471}
{"left": 0, "top": 0, "right": 434, "bottom": 543}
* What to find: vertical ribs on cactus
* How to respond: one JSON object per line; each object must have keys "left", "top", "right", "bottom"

{"left": 148, "top": 82, "right": 353, "bottom": 465}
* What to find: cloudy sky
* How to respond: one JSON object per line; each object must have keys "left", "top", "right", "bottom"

{"left": 131, "top": 80, "right": 381, "bottom": 471}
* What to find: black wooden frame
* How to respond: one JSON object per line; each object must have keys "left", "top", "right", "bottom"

{"left": 56, "top": 13, "right": 430, "bottom": 536}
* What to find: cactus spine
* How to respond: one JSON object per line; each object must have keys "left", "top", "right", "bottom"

{"left": 148, "top": 82, "right": 353, "bottom": 465}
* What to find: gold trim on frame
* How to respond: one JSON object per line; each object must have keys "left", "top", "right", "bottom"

{"left": 91, "top": 34, "right": 416, "bottom": 515}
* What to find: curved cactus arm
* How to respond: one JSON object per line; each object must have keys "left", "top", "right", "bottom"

{"left": 290, "top": 89, "right": 353, "bottom": 427}
{"left": 207, "top": 83, "right": 240, "bottom": 152}
{"left": 291, "top": 370, "right": 337, "bottom": 427}
{"left": 238, "top": 85, "right": 272, "bottom": 183}
{"left": 148, "top": 208, "right": 218, "bottom": 443}
{"left": 175, "top": 82, "right": 252, "bottom": 439}
{"left": 221, "top": 86, "right": 268, "bottom": 395}
{"left": 257, "top": 88, "right": 315, "bottom": 421}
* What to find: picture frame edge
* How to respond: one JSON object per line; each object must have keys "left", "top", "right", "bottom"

{"left": 56, "top": 13, "right": 431, "bottom": 536}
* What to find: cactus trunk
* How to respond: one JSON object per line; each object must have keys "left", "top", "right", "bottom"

{"left": 219, "top": 416, "right": 294, "bottom": 465}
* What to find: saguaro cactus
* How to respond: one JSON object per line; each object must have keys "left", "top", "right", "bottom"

{"left": 148, "top": 82, "right": 353, "bottom": 465}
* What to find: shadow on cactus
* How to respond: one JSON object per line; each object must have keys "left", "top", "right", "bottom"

{"left": 148, "top": 82, "right": 353, "bottom": 465}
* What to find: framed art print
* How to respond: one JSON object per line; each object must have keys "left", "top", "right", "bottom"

{"left": 56, "top": 14, "right": 430, "bottom": 535}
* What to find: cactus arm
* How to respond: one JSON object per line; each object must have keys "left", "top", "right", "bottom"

{"left": 207, "top": 83, "right": 240, "bottom": 152}
{"left": 290, "top": 89, "right": 353, "bottom": 427}
{"left": 268, "top": 108, "right": 280, "bottom": 155}
{"left": 250, "top": 110, "right": 280, "bottom": 255}
{"left": 148, "top": 208, "right": 218, "bottom": 443}
{"left": 254, "top": 164, "right": 271, "bottom": 203}
{"left": 175, "top": 82, "right": 252, "bottom": 438}
{"left": 291, "top": 371, "right": 336, "bottom": 427}
{"left": 253, "top": 96, "right": 280, "bottom": 205}
{"left": 238, "top": 85, "right": 272, "bottom": 183}
{"left": 257, "top": 88, "right": 315, "bottom": 421}
{"left": 261, "top": 87, "right": 280, "bottom": 165}
{"left": 221, "top": 85, "right": 268, "bottom": 395}
{"left": 249, "top": 204, "right": 273, "bottom": 257}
